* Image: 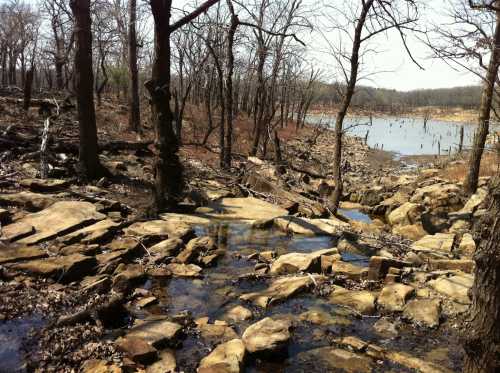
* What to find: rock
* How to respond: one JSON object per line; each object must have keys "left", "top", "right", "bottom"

{"left": 378, "top": 283, "right": 414, "bottom": 312}
{"left": 160, "top": 213, "right": 212, "bottom": 227}
{"left": 135, "top": 296, "right": 158, "bottom": 308}
{"left": 59, "top": 243, "right": 99, "bottom": 256}
{"left": 0, "top": 221, "right": 35, "bottom": 242}
{"left": 116, "top": 337, "right": 158, "bottom": 364}
{"left": 329, "top": 286, "right": 377, "bottom": 315}
{"left": 59, "top": 219, "right": 121, "bottom": 245}
{"left": 13, "top": 253, "right": 97, "bottom": 283}
{"left": 0, "top": 208, "right": 10, "bottom": 225}
{"left": 385, "top": 350, "right": 453, "bottom": 373}
{"left": 392, "top": 224, "right": 427, "bottom": 241}
{"left": 10, "top": 201, "right": 106, "bottom": 245}
{"left": 360, "top": 187, "right": 384, "bottom": 206}
{"left": 126, "top": 319, "right": 182, "bottom": 348}
{"left": 292, "top": 347, "right": 374, "bottom": 373}
{"left": 0, "top": 191, "right": 57, "bottom": 211}
{"left": 420, "top": 169, "right": 440, "bottom": 178}
{"left": 240, "top": 275, "right": 324, "bottom": 308}
{"left": 273, "top": 216, "right": 348, "bottom": 236}
{"left": 146, "top": 349, "right": 176, "bottom": 373}
{"left": 299, "top": 309, "right": 351, "bottom": 326}
{"left": 403, "top": 298, "right": 441, "bottom": 328}
{"left": 421, "top": 211, "right": 451, "bottom": 234}
{"left": 198, "top": 339, "right": 246, "bottom": 373}
{"left": 124, "top": 220, "right": 195, "bottom": 242}
{"left": 80, "top": 274, "right": 112, "bottom": 293}
{"left": 148, "top": 238, "right": 184, "bottom": 263}
{"left": 177, "top": 236, "right": 222, "bottom": 266}
{"left": 0, "top": 244, "right": 47, "bottom": 264}
{"left": 367, "top": 256, "right": 411, "bottom": 281}
{"left": 460, "top": 188, "right": 487, "bottom": 214}
{"left": 270, "top": 249, "right": 338, "bottom": 275}
{"left": 458, "top": 233, "right": 476, "bottom": 257}
{"left": 199, "top": 323, "right": 239, "bottom": 345}
{"left": 19, "top": 178, "right": 69, "bottom": 192}
{"left": 225, "top": 306, "right": 253, "bottom": 322}
{"left": 166, "top": 263, "right": 202, "bottom": 277}
{"left": 331, "top": 260, "right": 368, "bottom": 281}
{"left": 387, "top": 202, "right": 423, "bottom": 226}
{"left": 373, "top": 317, "right": 399, "bottom": 338}
{"left": 428, "top": 274, "right": 473, "bottom": 304}
{"left": 410, "top": 183, "right": 462, "bottom": 211}
{"left": 411, "top": 233, "right": 455, "bottom": 257}
{"left": 81, "top": 359, "right": 122, "bottom": 373}
{"left": 427, "top": 259, "right": 474, "bottom": 273}
{"left": 198, "top": 197, "right": 288, "bottom": 221}
{"left": 242, "top": 317, "right": 291, "bottom": 355}
{"left": 112, "top": 264, "right": 146, "bottom": 292}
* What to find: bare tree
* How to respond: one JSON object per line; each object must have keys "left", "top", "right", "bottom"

{"left": 128, "top": 0, "right": 141, "bottom": 131}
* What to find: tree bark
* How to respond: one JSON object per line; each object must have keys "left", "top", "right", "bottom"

{"left": 464, "top": 7, "right": 500, "bottom": 195}
{"left": 128, "top": 0, "right": 141, "bottom": 132}
{"left": 462, "top": 176, "right": 500, "bottom": 373}
{"left": 70, "top": 0, "right": 104, "bottom": 180}
{"left": 23, "top": 67, "right": 34, "bottom": 111}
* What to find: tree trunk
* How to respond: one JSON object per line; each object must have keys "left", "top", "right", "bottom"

{"left": 148, "top": 0, "right": 183, "bottom": 213}
{"left": 23, "top": 67, "right": 34, "bottom": 111}
{"left": 464, "top": 8, "right": 500, "bottom": 195}
{"left": 128, "top": 0, "right": 141, "bottom": 132}
{"left": 70, "top": 0, "right": 104, "bottom": 180}
{"left": 462, "top": 176, "right": 500, "bottom": 373}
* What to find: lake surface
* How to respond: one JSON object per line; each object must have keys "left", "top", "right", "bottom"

{"left": 306, "top": 114, "right": 498, "bottom": 156}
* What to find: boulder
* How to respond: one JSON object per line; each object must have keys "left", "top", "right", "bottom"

{"left": 378, "top": 284, "right": 415, "bottom": 312}
{"left": 240, "top": 275, "right": 324, "bottom": 308}
{"left": 270, "top": 249, "right": 338, "bottom": 275}
{"left": 329, "top": 286, "right": 377, "bottom": 315}
{"left": 225, "top": 306, "right": 253, "bottom": 322}
{"left": 428, "top": 274, "right": 473, "bottom": 304}
{"left": 166, "top": 263, "right": 202, "bottom": 278}
{"left": 410, "top": 183, "right": 462, "bottom": 210}
{"left": 242, "top": 317, "right": 291, "bottom": 355}
{"left": 331, "top": 260, "right": 368, "bottom": 281}
{"left": 273, "top": 216, "right": 348, "bottom": 236}
{"left": 125, "top": 319, "right": 182, "bottom": 348}
{"left": 197, "top": 197, "right": 288, "bottom": 221}
{"left": 13, "top": 253, "right": 97, "bottom": 283}
{"left": 367, "top": 256, "right": 411, "bottom": 281}
{"left": 124, "top": 220, "right": 195, "bottom": 242}
{"left": 146, "top": 349, "right": 176, "bottom": 373}
{"left": 11, "top": 201, "right": 106, "bottom": 245}
{"left": 403, "top": 298, "right": 441, "bottom": 328}
{"left": 387, "top": 202, "right": 422, "bottom": 226}
{"left": 198, "top": 339, "right": 245, "bottom": 373}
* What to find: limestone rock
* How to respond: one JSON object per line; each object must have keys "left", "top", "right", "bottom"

{"left": 199, "top": 323, "right": 239, "bottom": 345}
{"left": 112, "top": 264, "right": 146, "bottom": 292}
{"left": 373, "top": 317, "right": 399, "bottom": 338}
{"left": 177, "top": 236, "right": 222, "bottom": 267}
{"left": 428, "top": 274, "right": 473, "bottom": 304}
{"left": 427, "top": 259, "right": 474, "bottom": 273}
{"left": 198, "top": 197, "right": 288, "bottom": 221}
{"left": 242, "top": 317, "right": 291, "bottom": 355}
{"left": 146, "top": 349, "right": 176, "bottom": 373}
{"left": 378, "top": 283, "right": 414, "bottom": 312}
{"left": 329, "top": 286, "right": 377, "bottom": 315}
{"left": 411, "top": 233, "right": 455, "bottom": 256}
{"left": 81, "top": 359, "right": 122, "bottom": 373}
{"left": 19, "top": 178, "right": 69, "bottom": 192}
{"left": 0, "top": 221, "right": 35, "bottom": 241}
{"left": 0, "top": 243, "right": 47, "bottom": 264}
{"left": 460, "top": 188, "right": 487, "bottom": 214}
{"left": 367, "top": 256, "right": 411, "bottom": 281}
{"left": 116, "top": 337, "right": 157, "bottom": 364}
{"left": 458, "top": 233, "right": 476, "bottom": 257}
{"left": 410, "top": 183, "right": 462, "bottom": 210}
{"left": 273, "top": 216, "right": 348, "bottom": 236}
{"left": 387, "top": 202, "right": 423, "bottom": 226}
{"left": 59, "top": 219, "right": 121, "bottom": 245}
{"left": 292, "top": 347, "right": 374, "bottom": 373}
{"left": 198, "top": 339, "right": 245, "bottom": 373}
{"left": 403, "top": 298, "right": 441, "bottom": 328}
{"left": 270, "top": 249, "right": 337, "bottom": 275}
{"left": 11, "top": 201, "right": 106, "bottom": 245}
{"left": 0, "top": 191, "right": 57, "bottom": 211}
{"left": 225, "top": 306, "right": 253, "bottom": 322}
{"left": 331, "top": 260, "right": 368, "bottom": 281}
{"left": 148, "top": 238, "right": 184, "bottom": 263}
{"left": 392, "top": 224, "right": 427, "bottom": 241}
{"left": 124, "top": 220, "right": 195, "bottom": 242}
{"left": 166, "top": 263, "right": 202, "bottom": 277}
{"left": 160, "top": 213, "right": 212, "bottom": 227}
{"left": 126, "top": 319, "right": 182, "bottom": 348}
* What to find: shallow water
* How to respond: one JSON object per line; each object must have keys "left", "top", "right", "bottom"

{"left": 307, "top": 114, "right": 499, "bottom": 156}
{"left": 339, "top": 208, "right": 372, "bottom": 223}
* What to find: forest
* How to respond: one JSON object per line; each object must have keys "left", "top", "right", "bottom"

{"left": 0, "top": 0, "right": 499, "bottom": 372}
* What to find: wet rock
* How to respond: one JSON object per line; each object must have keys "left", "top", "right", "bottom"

{"left": 148, "top": 238, "right": 184, "bottom": 263}
{"left": 19, "top": 178, "right": 69, "bottom": 192}
{"left": 199, "top": 323, "right": 239, "bottom": 345}
{"left": 166, "top": 263, "right": 202, "bottom": 277}
{"left": 0, "top": 244, "right": 47, "bottom": 264}
{"left": 146, "top": 349, "right": 176, "bottom": 373}
{"left": 177, "top": 236, "right": 222, "bottom": 267}
{"left": 242, "top": 317, "right": 291, "bottom": 355}
{"left": 293, "top": 347, "right": 373, "bottom": 373}
{"left": 0, "top": 191, "right": 57, "bottom": 211}
{"left": 124, "top": 220, "right": 195, "bottom": 242}
{"left": 13, "top": 253, "right": 97, "bottom": 283}
{"left": 81, "top": 359, "right": 122, "bottom": 373}
{"left": 411, "top": 233, "right": 455, "bottom": 257}
{"left": 270, "top": 249, "right": 337, "bottom": 275}
{"left": 240, "top": 275, "right": 325, "bottom": 308}
{"left": 116, "top": 336, "right": 158, "bottom": 364}
{"left": 112, "top": 264, "right": 146, "bottom": 292}
{"left": 428, "top": 274, "right": 473, "bottom": 304}
{"left": 427, "top": 259, "right": 474, "bottom": 273}
{"left": 11, "top": 201, "right": 106, "bottom": 245}
{"left": 198, "top": 339, "right": 246, "bottom": 373}
{"left": 198, "top": 197, "right": 288, "bottom": 221}
{"left": 331, "top": 260, "right": 368, "bottom": 281}
{"left": 373, "top": 317, "right": 399, "bottom": 338}
{"left": 329, "top": 286, "right": 377, "bottom": 315}
{"left": 385, "top": 350, "right": 453, "bottom": 373}
{"left": 367, "top": 256, "right": 411, "bottom": 281}
{"left": 126, "top": 319, "right": 182, "bottom": 348}
{"left": 378, "top": 283, "right": 414, "bottom": 312}
{"left": 299, "top": 309, "right": 351, "bottom": 326}
{"left": 387, "top": 202, "right": 422, "bottom": 226}
{"left": 403, "top": 298, "right": 441, "bottom": 328}
{"left": 59, "top": 219, "right": 121, "bottom": 245}
{"left": 225, "top": 305, "right": 253, "bottom": 322}
{"left": 273, "top": 216, "right": 348, "bottom": 236}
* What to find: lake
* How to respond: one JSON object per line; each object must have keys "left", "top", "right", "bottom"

{"left": 306, "top": 114, "right": 498, "bottom": 156}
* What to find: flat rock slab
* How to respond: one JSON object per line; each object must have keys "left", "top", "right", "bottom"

{"left": 428, "top": 274, "right": 473, "bottom": 304}
{"left": 0, "top": 243, "right": 47, "bottom": 264}
{"left": 332, "top": 260, "right": 368, "bottom": 281}
{"left": 274, "top": 216, "right": 348, "bottom": 236}
{"left": 160, "top": 213, "right": 212, "bottom": 226}
{"left": 240, "top": 275, "right": 325, "bottom": 308}
{"left": 123, "top": 220, "right": 194, "bottom": 242}
{"left": 0, "top": 191, "right": 58, "bottom": 211}
{"left": 12, "top": 253, "right": 97, "bottom": 283}
{"left": 293, "top": 347, "right": 374, "bottom": 373}
{"left": 329, "top": 286, "right": 377, "bottom": 315}
{"left": 411, "top": 233, "right": 455, "bottom": 256}
{"left": 59, "top": 219, "right": 121, "bottom": 245}
{"left": 403, "top": 298, "right": 441, "bottom": 328}
{"left": 197, "top": 197, "right": 288, "bottom": 221}
{"left": 1, "top": 221, "right": 34, "bottom": 241}
{"left": 19, "top": 178, "right": 69, "bottom": 192}
{"left": 198, "top": 339, "right": 245, "bottom": 373}
{"left": 242, "top": 317, "right": 291, "bottom": 355}
{"left": 9, "top": 201, "right": 106, "bottom": 245}
{"left": 270, "top": 249, "right": 338, "bottom": 275}
{"left": 126, "top": 319, "right": 182, "bottom": 348}
{"left": 378, "top": 283, "right": 415, "bottom": 312}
